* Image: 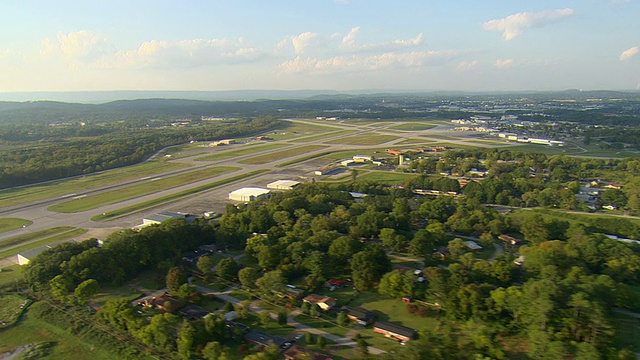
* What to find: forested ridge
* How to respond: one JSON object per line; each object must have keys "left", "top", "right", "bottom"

{"left": 0, "top": 116, "right": 280, "bottom": 189}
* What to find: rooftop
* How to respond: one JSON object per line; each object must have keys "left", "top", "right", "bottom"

{"left": 229, "top": 187, "right": 271, "bottom": 197}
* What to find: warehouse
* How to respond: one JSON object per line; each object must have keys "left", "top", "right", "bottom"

{"left": 266, "top": 180, "right": 300, "bottom": 190}
{"left": 228, "top": 187, "right": 270, "bottom": 202}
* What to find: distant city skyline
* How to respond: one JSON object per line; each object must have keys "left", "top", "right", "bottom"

{"left": 1, "top": 0, "right": 639, "bottom": 93}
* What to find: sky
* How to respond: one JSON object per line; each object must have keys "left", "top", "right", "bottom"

{"left": 0, "top": 0, "right": 639, "bottom": 93}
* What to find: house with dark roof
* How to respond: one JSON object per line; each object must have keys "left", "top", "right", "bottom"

{"left": 17, "top": 244, "right": 53, "bottom": 265}
{"left": 339, "top": 306, "right": 376, "bottom": 326}
{"left": 179, "top": 305, "right": 210, "bottom": 321}
{"left": 373, "top": 321, "right": 417, "bottom": 342}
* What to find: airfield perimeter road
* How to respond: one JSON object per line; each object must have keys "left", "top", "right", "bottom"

{"left": 0, "top": 118, "right": 513, "bottom": 255}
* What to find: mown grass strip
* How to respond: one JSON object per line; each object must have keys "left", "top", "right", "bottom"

{"left": 239, "top": 145, "right": 328, "bottom": 165}
{"left": 324, "top": 134, "right": 399, "bottom": 145}
{"left": 0, "top": 228, "right": 86, "bottom": 260}
{"left": 194, "top": 143, "right": 288, "bottom": 161}
{"left": 288, "top": 130, "right": 351, "bottom": 143}
{"left": 92, "top": 169, "right": 269, "bottom": 221}
{"left": 275, "top": 151, "right": 335, "bottom": 167}
{"left": 389, "top": 123, "right": 437, "bottom": 131}
{"left": 49, "top": 166, "right": 239, "bottom": 213}
{"left": 0, "top": 218, "right": 33, "bottom": 234}
{"left": 0, "top": 161, "right": 188, "bottom": 208}
{"left": 0, "top": 226, "right": 74, "bottom": 248}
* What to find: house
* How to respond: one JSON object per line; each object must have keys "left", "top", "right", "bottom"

{"left": 283, "top": 345, "right": 333, "bottom": 360}
{"left": 302, "top": 294, "right": 336, "bottom": 311}
{"left": 373, "top": 321, "right": 417, "bottom": 342}
{"left": 339, "top": 306, "right": 376, "bottom": 326}
{"left": 326, "top": 279, "right": 345, "bottom": 288}
{"left": 284, "top": 287, "right": 305, "bottom": 300}
{"left": 498, "top": 234, "right": 521, "bottom": 245}
{"left": 179, "top": 305, "right": 210, "bottom": 321}
{"left": 464, "top": 240, "right": 483, "bottom": 251}
{"left": 433, "top": 246, "right": 450, "bottom": 259}
{"left": 244, "top": 330, "right": 286, "bottom": 349}
{"left": 138, "top": 293, "right": 183, "bottom": 312}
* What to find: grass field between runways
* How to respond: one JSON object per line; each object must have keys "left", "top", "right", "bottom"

{"left": 194, "top": 143, "right": 288, "bottom": 161}
{"left": 0, "top": 218, "right": 32, "bottom": 234}
{"left": 324, "top": 134, "right": 399, "bottom": 145}
{"left": 0, "top": 161, "right": 189, "bottom": 208}
{"left": 239, "top": 145, "right": 328, "bottom": 165}
{"left": 49, "top": 166, "right": 239, "bottom": 213}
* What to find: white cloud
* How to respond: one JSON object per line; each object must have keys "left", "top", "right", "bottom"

{"left": 106, "top": 38, "right": 260, "bottom": 69}
{"left": 291, "top": 32, "right": 318, "bottom": 54}
{"left": 620, "top": 46, "right": 639, "bottom": 61}
{"left": 495, "top": 59, "right": 514, "bottom": 68}
{"left": 483, "top": 8, "right": 575, "bottom": 40}
{"left": 276, "top": 50, "right": 462, "bottom": 75}
{"left": 55, "top": 31, "right": 110, "bottom": 59}
{"left": 342, "top": 26, "right": 360, "bottom": 47}
{"left": 456, "top": 60, "right": 479, "bottom": 72}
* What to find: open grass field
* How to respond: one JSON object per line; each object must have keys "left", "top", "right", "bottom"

{"left": 0, "top": 218, "right": 32, "bottom": 234}
{"left": 93, "top": 169, "right": 269, "bottom": 221}
{"left": 239, "top": 145, "right": 328, "bottom": 165}
{"left": 0, "top": 310, "right": 128, "bottom": 360}
{"left": 357, "top": 171, "right": 418, "bottom": 185}
{"left": 389, "top": 123, "right": 437, "bottom": 131}
{"left": 396, "top": 138, "right": 435, "bottom": 145}
{"left": 0, "top": 293, "right": 27, "bottom": 328}
{"left": 194, "top": 143, "right": 288, "bottom": 161}
{"left": 0, "top": 225, "right": 74, "bottom": 251}
{"left": 267, "top": 121, "right": 337, "bottom": 140}
{"left": 0, "top": 161, "right": 189, "bottom": 209}
{"left": 0, "top": 228, "right": 87, "bottom": 260}
{"left": 49, "top": 166, "right": 239, "bottom": 213}
{"left": 294, "top": 314, "right": 350, "bottom": 337}
{"left": 275, "top": 151, "right": 336, "bottom": 167}
{"left": 324, "top": 134, "right": 399, "bottom": 145}
{"left": 289, "top": 130, "right": 352, "bottom": 143}
{"left": 314, "top": 149, "right": 388, "bottom": 163}
{"left": 0, "top": 264, "right": 23, "bottom": 287}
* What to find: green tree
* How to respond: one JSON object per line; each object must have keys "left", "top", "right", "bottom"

{"left": 177, "top": 320, "right": 196, "bottom": 360}
{"left": 447, "top": 238, "right": 468, "bottom": 259}
{"left": 351, "top": 245, "right": 391, "bottom": 291}
{"left": 317, "top": 335, "right": 326, "bottom": 349}
{"left": 378, "top": 271, "right": 413, "bottom": 298}
{"left": 202, "top": 341, "right": 230, "bottom": 360}
{"left": 166, "top": 267, "right": 187, "bottom": 294}
{"left": 238, "top": 267, "right": 259, "bottom": 289}
{"left": 277, "top": 310, "right": 288, "bottom": 325}
{"left": 259, "top": 309, "right": 271, "bottom": 326}
{"left": 216, "top": 258, "right": 239, "bottom": 281}
{"left": 73, "top": 278, "right": 99, "bottom": 304}
{"left": 256, "top": 270, "right": 285, "bottom": 294}
{"left": 197, "top": 255, "right": 217, "bottom": 274}
{"left": 337, "top": 311, "right": 348, "bottom": 326}
{"left": 49, "top": 274, "right": 74, "bottom": 300}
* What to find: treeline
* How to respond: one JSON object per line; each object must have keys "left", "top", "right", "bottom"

{"left": 25, "top": 218, "right": 215, "bottom": 293}
{"left": 0, "top": 117, "right": 280, "bottom": 188}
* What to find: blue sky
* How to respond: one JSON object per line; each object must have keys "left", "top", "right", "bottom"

{"left": 0, "top": 0, "right": 638, "bottom": 92}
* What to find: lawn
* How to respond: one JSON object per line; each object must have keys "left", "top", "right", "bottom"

{"left": 0, "top": 160, "right": 188, "bottom": 208}
{"left": 92, "top": 169, "right": 269, "bottom": 221}
{"left": 0, "top": 311, "right": 122, "bottom": 360}
{"left": 0, "top": 293, "right": 28, "bottom": 328}
{"left": 194, "top": 143, "right": 288, "bottom": 161}
{"left": 357, "top": 171, "right": 418, "bottom": 185}
{"left": 0, "top": 218, "right": 32, "bottom": 234}
{"left": 611, "top": 312, "right": 640, "bottom": 350}
{"left": 239, "top": 145, "right": 328, "bottom": 165}
{"left": 0, "top": 265, "right": 23, "bottom": 287}
{"left": 275, "top": 151, "right": 335, "bottom": 167}
{"left": 389, "top": 123, "right": 437, "bottom": 131}
{"left": 267, "top": 121, "right": 336, "bottom": 140}
{"left": 49, "top": 166, "right": 239, "bottom": 213}
{"left": 349, "top": 291, "right": 439, "bottom": 332}
{"left": 289, "top": 130, "right": 352, "bottom": 143}
{"left": 396, "top": 138, "right": 435, "bottom": 145}
{"left": 324, "top": 134, "right": 399, "bottom": 146}
{"left": 294, "top": 314, "right": 351, "bottom": 337}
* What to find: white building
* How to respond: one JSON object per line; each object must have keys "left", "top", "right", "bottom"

{"left": 353, "top": 155, "right": 372, "bottom": 162}
{"left": 229, "top": 187, "right": 270, "bottom": 202}
{"left": 266, "top": 180, "right": 300, "bottom": 191}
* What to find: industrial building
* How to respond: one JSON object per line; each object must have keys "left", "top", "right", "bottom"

{"left": 17, "top": 245, "right": 53, "bottom": 265}
{"left": 266, "top": 180, "right": 300, "bottom": 190}
{"left": 142, "top": 211, "right": 189, "bottom": 227}
{"left": 228, "top": 187, "right": 270, "bottom": 202}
